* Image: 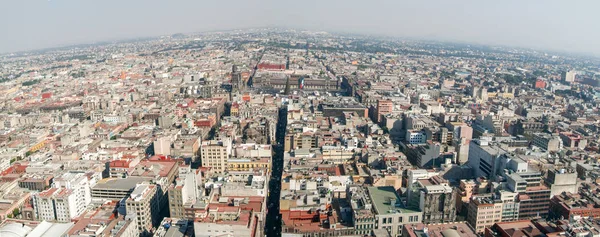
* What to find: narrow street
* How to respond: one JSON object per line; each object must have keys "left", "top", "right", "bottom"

{"left": 265, "top": 106, "right": 287, "bottom": 237}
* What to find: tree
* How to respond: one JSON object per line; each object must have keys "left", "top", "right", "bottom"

{"left": 12, "top": 208, "right": 19, "bottom": 217}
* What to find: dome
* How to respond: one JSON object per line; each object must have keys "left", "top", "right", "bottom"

{"left": 0, "top": 223, "right": 33, "bottom": 237}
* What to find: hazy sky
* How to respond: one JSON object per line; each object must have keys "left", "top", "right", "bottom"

{"left": 1, "top": 0, "right": 599, "bottom": 55}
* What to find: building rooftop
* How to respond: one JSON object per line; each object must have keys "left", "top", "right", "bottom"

{"left": 367, "top": 186, "right": 420, "bottom": 214}
{"left": 92, "top": 176, "right": 152, "bottom": 191}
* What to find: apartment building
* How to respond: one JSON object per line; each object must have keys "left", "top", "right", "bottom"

{"left": 34, "top": 188, "right": 81, "bottom": 222}
{"left": 126, "top": 184, "right": 160, "bottom": 235}
{"left": 200, "top": 139, "right": 232, "bottom": 173}
{"left": 467, "top": 195, "right": 503, "bottom": 234}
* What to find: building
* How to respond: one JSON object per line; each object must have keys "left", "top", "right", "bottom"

{"left": 484, "top": 220, "right": 547, "bottom": 237}
{"left": 468, "top": 139, "right": 507, "bottom": 180}
{"left": 154, "top": 218, "right": 190, "bottom": 237}
{"left": 91, "top": 177, "right": 152, "bottom": 200}
{"left": 531, "top": 133, "right": 562, "bottom": 152}
{"left": 125, "top": 184, "right": 160, "bottom": 235}
{"left": 563, "top": 70, "right": 577, "bottom": 83}
{"left": 404, "top": 142, "right": 441, "bottom": 168}
{"left": 52, "top": 172, "right": 92, "bottom": 220}
{"left": 227, "top": 144, "right": 272, "bottom": 172}
{"left": 367, "top": 186, "right": 423, "bottom": 237}
{"left": 33, "top": 188, "right": 81, "bottom": 222}
{"left": 413, "top": 176, "right": 456, "bottom": 224}
{"left": 550, "top": 191, "right": 600, "bottom": 220}
{"left": 559, "top": 132, "right": 587, "bottom": 150}
{"left": 231, "top": 65, "right": 244, "bottom": 93}
{"left": 168, "top": 171, "right": 200, "bottom": 219}
{"left": 544, "top": 168, "right": 577, "bottom": 197}
{"left": 405, "top": 130, "right": 427, "bottom": 145}
{"left": 534, "top": 79, "right": 547, "bottom": 89}
{"left": 467, "top": 195, "right": 503, "bottom": 234}
{"left": 18, "top": 175, "right": 53, "bottom": 191}
{"left": 376, "top": 100, "right": 393, "bottom": 123}
{"left": 200, "top": 139, "right": 232, "bottom": 173}
{"left": 402, "top": 222, "right": 477, "bottom": 237}
{"left": 517, "top": 185, "right": 551, "bottom": 220}
{"left": 456, "top": 180, "right": 476, "bottom": 213}
{"left": 153, "top": 136, "right": 172, "bottom": 156}
{"left": 347, "top": 186, "right": 376, "bottom": 236}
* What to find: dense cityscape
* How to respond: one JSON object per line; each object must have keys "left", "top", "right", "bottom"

{"left": 0, "top": 28, "right": 600, "bottom": 237}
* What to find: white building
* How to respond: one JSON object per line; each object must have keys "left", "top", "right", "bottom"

{"left": 564, "top": 70, "right": 577, "bottom": 83}
{"left": 52, "top": 172, "right": 92, "bottom": 217}
{"left": 153, "top": 136, "right": 172, "bottom": 156}
{"left": 34, "top": 188, "right": 80, "bottom": 222}
{"left": 405, "top": 130, "right": 427, "bottom": 144}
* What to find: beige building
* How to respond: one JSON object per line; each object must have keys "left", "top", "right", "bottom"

{"left": 467, "top": 195, "right": 502, "bottom": 234}
{"left": 126, "top": 184, "right": 160, "bottom": 235}
{"left": 200, "top": 139, "right": 232, "bottom": 173}
{"left": 168, "top": 171, "right": 200, "bottom": 218}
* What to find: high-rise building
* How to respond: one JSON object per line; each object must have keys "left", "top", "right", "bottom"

{"left": 544, "top": 168, "right": 577, "bottom": 198}
{"left": 153, "top": 136, "right": 172, "bottom": 156}
{"left": 563, "top": 70, "right": 577, "bottom": 83}
{"left": 231, "top": 65, "right": 244, "bottom": 93}
{"left": 34, "top": 188, "right": 81, "bottom": 222}
{"left": 126, "top": 184, "right": 160, "bottom": 235}
{"left": 376, "top": 99, "right": 393, "bottom": 123}
{"left": 467, "top": 195, "right": 503, "bottom": 234}
{"left": 168, "top": 171, "right": 201, "bottom": 218}
{"left": 367, "top": 186, "right": 423, "bottom": 237}
{"left": 200, "top": 138, "right": 232, "bottom": 173}
{"left": 52, "top": 172, "right": 92, "bottom": 219}
{"left": 411, "top": 176, "right": 456, "bottom": 224}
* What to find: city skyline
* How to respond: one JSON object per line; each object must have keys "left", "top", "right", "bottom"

{"left": 1, "top": 0, "right": 600, "bottom": 56}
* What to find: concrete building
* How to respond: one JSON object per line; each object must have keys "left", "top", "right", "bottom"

{"left": 468, "top": 139, "right": 507, "bottom": 180}
{"left": 405, "top": 142, "right": 441, "bottom": 168}
{"left": 544, "top": 168, "right": 577, "bottom": 198}
{"left": 532, "top": 133, "right": 562, "bottom": 152}
{"left": 34, "top": 188, "right": 81, "bottom": 222}
{"left": 347, "top": 186, "right": 376, "bottom": 236}
{"left": 367, "top": 186, "right": 422, "bottom": 237}
{"left": 168, "top": 171, "right": 200, "bottom": 218}
{"left": 456, "top": 180, "right": 476, "bottom": 213}
{"left": 402, "top": 222, "right": 477, "bottom": 237}
{"left": 376, "top": 99, "right": 393, "bottom": 123}
{"left": 559, "top": 132, "right": 587, "bottom": 150}
{"left": 153, "top": 136, "right": 172, "bottom": 156}
{"left": 563, "top": 70, "right": 577, "bottom": 83}
{"left": 405, "top": 130, "right": 427, "bottom": 145}
{"left": 467, "top": 195, "right": 503, "bottom": 234}
{"left": 91, "top": 177, "right": 152, "bottom": 200}
{"left": 200, "top": 138, "right": 232, "bottom": 173}
{"left": 126, "top": 184, "right": 160, "bottom": 235}
{"left": 413, "top": 176, "right": 456, "bottom": 224}
{"left": 52, "top": 172, "right": 92, "bottom": 220}
{"left": 550, "top": 191, "right": 600, "bottom": 220}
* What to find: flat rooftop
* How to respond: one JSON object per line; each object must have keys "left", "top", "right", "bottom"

{"left": 92, "top": 177, "right": 152, "bottom": 191}
{"left": 367, "top": 186, "right": 420, "bottom": 214}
